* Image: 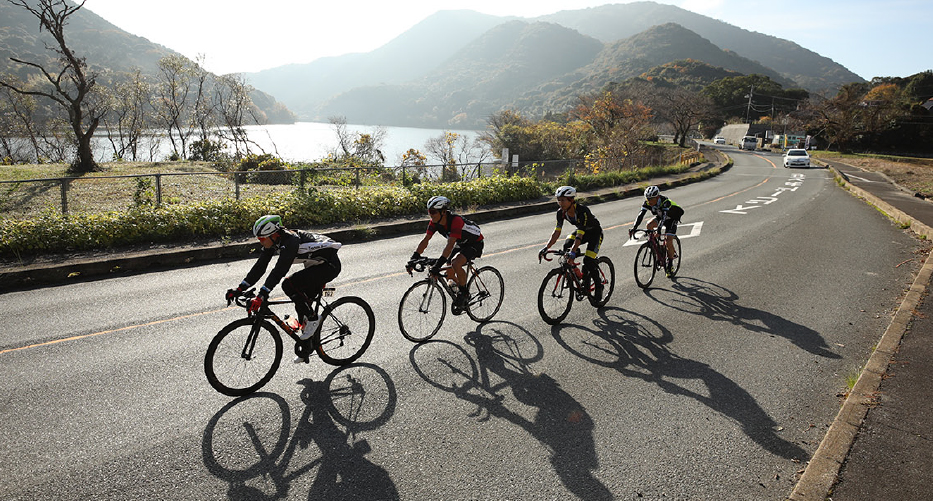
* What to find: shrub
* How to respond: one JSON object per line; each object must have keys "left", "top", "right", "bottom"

{"left": 0, "top": 165, "right": 684, "bottom": 257}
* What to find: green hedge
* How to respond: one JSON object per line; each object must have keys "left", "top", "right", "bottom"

{"left": 0, "top": 165, "right": 690, "bottom": 257}
{"left": 0, "top": 175, "right": 544, "bottom": 256}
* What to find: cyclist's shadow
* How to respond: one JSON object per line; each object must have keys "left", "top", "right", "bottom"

{"left": 202, "top": 364, "right": 398, "bottom": 500}
{"left": 551, "top": 308, "right": 808, "bottom": 462}
{"left": 410, "top": 321, "right": 612, "bottom": 500}
{"left": 650, "top": 276, "right": 841, "bottom": 359}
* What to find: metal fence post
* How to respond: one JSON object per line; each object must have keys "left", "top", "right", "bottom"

{"left": 234, "top": 172, "right": 241, "bottom": 200}
{"left": 60, "top": 178, "right": 69, "bottom": 215}
{"left": 154, "top": 174, "right": 162, "bottom": 206}
{"left": 355, "top": 167, "right": 361, "bottom": 188}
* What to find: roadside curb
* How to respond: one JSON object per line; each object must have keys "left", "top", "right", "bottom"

{"left": 787, "top": 164, "right": 933, "bottom": 500}
{"left": 0, "top": 158, "right": 729, "bottom": 292}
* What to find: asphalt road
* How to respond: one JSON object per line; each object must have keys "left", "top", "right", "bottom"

{"left": 0, "top": 147, "right": 924, "bottom": 500}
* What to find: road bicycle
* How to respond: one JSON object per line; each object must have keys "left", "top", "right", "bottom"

{"left": 537, "top": 250, "right": 615, "bottom": 325}
{"left": 398, "top": 257, "right": 505, "bottom": 342}
{"left": 632, "top": 228, "right": 681, "bottom": 288}
{"left": 204, "top": 287, "right": 375, "bottom": 396}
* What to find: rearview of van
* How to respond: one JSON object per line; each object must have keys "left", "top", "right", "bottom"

{"left": 739, "top": 136, "right": 757, "bottom": 150}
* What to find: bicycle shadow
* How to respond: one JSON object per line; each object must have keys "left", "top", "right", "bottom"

{"left": 201, "top": 363, "right": 399, "bottom": 500}
{"left": 646, "top": 276, "right": 840, "bottom": 359}
{"left": 409, "top": 321, "right": 612, "bottom": 500}
{"left": 549, "top": 308, "right": 808, "bottom": 462}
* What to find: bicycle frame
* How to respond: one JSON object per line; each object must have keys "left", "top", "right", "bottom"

{"left": 235, "top": 287, "right": 335, "bottom": 347}
{"left": 540, "top": 250, "right": 592, "bottom": 299}
{"left": 635, "top": 229, "right": 670, "bottom": 270}
{"left": 407, "top": 258, "right": 481, "bottom": 304}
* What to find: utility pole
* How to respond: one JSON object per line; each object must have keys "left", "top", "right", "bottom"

{"left": 745, "top": 86, "right": 754, "bottom": 124}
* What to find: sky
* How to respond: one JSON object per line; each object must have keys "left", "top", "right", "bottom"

{"left": 82, "top": 0, "right": 932, "bottom": 81}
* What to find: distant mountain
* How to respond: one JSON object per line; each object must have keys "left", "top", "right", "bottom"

{"left": 315, "top": 21, "right": 604, "bottom": 127}
{"left": 0, "top": 2, "right": 294, "bottom": 123}
{"left": 536, "top": 2, "right": 863, "bottom": 91}
{"left": 314, "top": 21, "right": 802, "bottom": 128}
{"left": 244, "top": 3, "right": 863, "bottom": 126}
{"left": 575, "top": 22, "right": 794, "bottom": 90}
{"left": 243, "top": 10, "right": 506, "bottom": 119}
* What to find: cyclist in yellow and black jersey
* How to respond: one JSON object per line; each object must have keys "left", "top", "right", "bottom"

{"left": 538, "top": 186, "right": 604, "bottom": 301}
{"left": 629, "top": 185, "right": 684, "bottom": 274}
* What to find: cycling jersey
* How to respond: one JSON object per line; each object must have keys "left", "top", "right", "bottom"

{"left": 427, "top": 213, "right": 483, "bottom": 245}
{"left": 634, "top": 195, "right": 683, "bottom": 231}
{"left": 245, "top": 229, "right": 342, "bottom": 292}
{"left": 555, "top": 202, "right": 601, "bottom": 238}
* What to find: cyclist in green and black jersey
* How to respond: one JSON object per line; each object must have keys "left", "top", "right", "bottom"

{"left": 538, "top": 186, "right": 604, "bottom": 301}
{"left": 629, "top": 185, "right": 684, "bottom": 275}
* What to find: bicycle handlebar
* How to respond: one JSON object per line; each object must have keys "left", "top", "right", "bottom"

{"left": 405, "top": 257, "right": 440, "bottom": 275}
{"left": 538, "top": 249, "right": 578, "bottom": 266}
{"left": 228, "top": 288, "right": 293, "bottom": 310}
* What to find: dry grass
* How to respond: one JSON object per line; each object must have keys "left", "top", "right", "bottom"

{"left": 815, "top": 153, "right": 933, "bottom": 198}
{"left": 0, "top": 161, "right": 294, "bottom": 217}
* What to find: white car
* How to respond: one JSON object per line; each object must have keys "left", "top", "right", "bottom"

{"left": 713, "top": 136, "right": 725, "bottom": 144}
{"left": 783, "top": 148, "right": 811, "bottom": 168}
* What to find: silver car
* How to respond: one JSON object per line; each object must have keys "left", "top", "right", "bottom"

{"left": 783, "top": 148, "right": 810, "bottom": 168}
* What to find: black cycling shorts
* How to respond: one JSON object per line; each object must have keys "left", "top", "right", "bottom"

{"left": 455, "top": 240, "right": 484, "bottom": 261}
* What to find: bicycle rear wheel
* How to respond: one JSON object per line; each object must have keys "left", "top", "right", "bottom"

{"left": 398, "top": 279, "right": 447, "bottom": 342}
{"left": 466, "top": 266, "right": 505, "bottom": 323}
{"left": 590, "top": 256, "right": 615, "bottom": 308}
{"left": 538, "top": 268, "right": 573, "bottom": 325}
{"left": 315, "top": 296, "right": 375, "bottom": 366}
{"left": 205, "top": 318, "right": 283, "bottom": 396}
{"left": 634, "top": 242, "right": 656, "bottom": 288}
{"left": 667, "top": 235, "right": 682, "bottom": 278}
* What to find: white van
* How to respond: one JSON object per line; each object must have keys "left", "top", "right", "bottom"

{"left": 739, "top": 136, "right": 757, "bottom": 150}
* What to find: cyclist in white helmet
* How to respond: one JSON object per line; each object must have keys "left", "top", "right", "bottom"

{"left": 629, "top": 186, "right": 684, "bottom": 276}
{"left": 408, "top": 195, "right": 485, "bottom": 313}
{"left": 226, "top": 215, "right": 342, "bottom": 362}
{"left": 539, "top": 185, "right": 604, "bottom": 301}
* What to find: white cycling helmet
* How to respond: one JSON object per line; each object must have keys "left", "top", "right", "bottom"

{"left": 253, "top": 214, "right": 283, "bottom": 238}
{"left": 555, "top": 186, "right": 576, "bottom": 198}
{"left": 644, "top": 186, "right": 660, "bottom": 199}
{"left": 427, "top": 195, "right": 450, "bottom": 211}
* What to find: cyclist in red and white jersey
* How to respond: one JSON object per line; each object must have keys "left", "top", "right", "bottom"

{"left": 407, "top": 196, "right": 484, "bottom": 311}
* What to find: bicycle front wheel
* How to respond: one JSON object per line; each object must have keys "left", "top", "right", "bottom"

{"left": 591, "top": 256, "right": 616, "bottom": 308}
{"left": 538, "top": 268, "right": 573, "bottom": 325}
{"left": 634, "top": 242, "right": 656, "bottom": 288}
{"left": 466, "top": 266, "right": 505, "bottom": 323}
{"left": 667, "top": 235, "right": 682, "bottom": 278}
{"left": 205, "top": 318, "right": 283, "bottom": 396}
{"left": 315, "top": 296, "right": 375, "bottom": 366}
{"left": 398, "top": 279, "right": 447, "bottom": 342}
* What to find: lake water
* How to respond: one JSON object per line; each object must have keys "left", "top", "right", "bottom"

{"left": 242, "top": 122, "right": 483, "bottom": 165}
{"left": 9, "top": 122, "right": 482, "bottom": 166}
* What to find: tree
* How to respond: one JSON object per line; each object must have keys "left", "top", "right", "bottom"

{"left": 650, "top": 87, "right": 714, "bottom": 147}
{"left": 0, "top": 0, "right": 106, "bottom": 172}
{"left": 327, "top": 116, "right": 387, "bottom": 166}
{"left": 424, "top": 131, "right": 491, "bottom": 181}
{"left": 570, "top": 91, "right": 653, "bottom": 170}
{"left": 102, "top": 69, "right": 152, "bottom": 161}
{"left": 154, "top": 54, "right": 196, "bottom": 160}
{"left": 214, "top": 73, "right": 258, "bottom": 158}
